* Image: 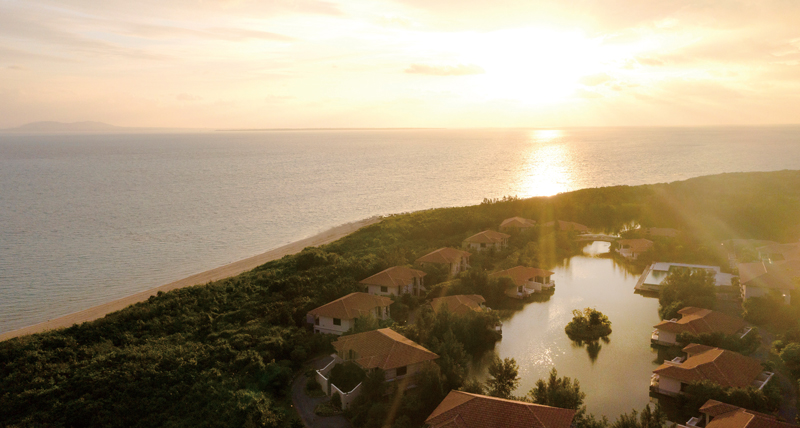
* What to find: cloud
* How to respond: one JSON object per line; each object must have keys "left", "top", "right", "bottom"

{"left": 176, "top": 93, "right": 202, "bottom": 101}
{"left": 404, "top": 63, "right": 485, "bottom": 76}
{"left": 7, "top": 65, "right": 25, "bottom": 70}
{"left": 579, "top": 73, "right": 612, "bottom": 86}
{"left": 636, "top": 56, "right": 665, "bottom": 66}
{"left": 574, "top": 88, "right": 603, "bottom": 98}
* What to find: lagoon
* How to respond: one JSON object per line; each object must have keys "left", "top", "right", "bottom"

{"left": 473, "top": 241, "right": 662, "bottom": 419}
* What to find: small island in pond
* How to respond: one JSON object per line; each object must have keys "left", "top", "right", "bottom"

{"left": 565, "top": 307, "right": 612, "bottom": 342}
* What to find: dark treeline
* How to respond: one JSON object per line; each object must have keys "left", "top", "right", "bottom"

{"left": 2, "top": 171, "right": 800, "bottom": 427}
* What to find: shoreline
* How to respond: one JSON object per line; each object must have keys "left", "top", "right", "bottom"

{"left": 0, "top": 216, "right": 382, "bottom": 342}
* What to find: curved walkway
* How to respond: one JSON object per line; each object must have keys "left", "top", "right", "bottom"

{"left": 291, "top": 356, "right": 353, "bottom": 428}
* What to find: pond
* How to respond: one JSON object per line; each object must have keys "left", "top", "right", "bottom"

{"left": 472, "top": 241, "right": 664, "bottom": 420}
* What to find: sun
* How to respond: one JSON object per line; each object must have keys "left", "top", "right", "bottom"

{"left": 459, "top": 27, "right": 607, "bottom": 104}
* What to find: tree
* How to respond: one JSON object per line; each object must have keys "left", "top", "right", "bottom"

{"left": 565, "top": 308, "right": 612, "bottom": 342}
{"left": 779, "top": 342, "right": 800, "bottom": 370}
{"left": 528, "top": 368, "right": 607, "bottom": 428}
{"left": 658, "top": 269, "right": 716, "bottom": 320}
{"left": 610, "top": 405, "right": 665, "bottom": 428}
{"left": 486, "top": 356, "right": 520, "bottom": 399}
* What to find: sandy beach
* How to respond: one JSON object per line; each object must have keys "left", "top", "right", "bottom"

{"left": 0, "top": 216, "right": 381, "bottom": 342}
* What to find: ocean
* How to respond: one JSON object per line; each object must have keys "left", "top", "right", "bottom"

{"left": 1, "top": 126, "right": 800, "bottom": 333}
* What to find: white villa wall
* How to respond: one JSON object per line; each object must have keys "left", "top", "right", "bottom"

{"left": 657, "top": 376, "right": 683, "bottom": 396}
{"left": 654, "top": 330, "right": 677, "bottom": 345}
{"left": 367, "top": 284, "right": 401, "bottom": 297}
{"left": 315, "top": 356, "right": 363, "bottom": 410}
{"left": 464, "top": 241, "right": 505, "bottom": 252}
{"left": 314, "top": 316, "right": 353, "bottom": 335}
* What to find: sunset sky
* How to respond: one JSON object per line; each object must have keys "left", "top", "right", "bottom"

{"left": 1, "top": 0, "right": 799, "bottom": 128}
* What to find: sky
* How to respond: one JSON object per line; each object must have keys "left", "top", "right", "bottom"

{"left": 1, "top": 0, "right": 799, "bottom": 128}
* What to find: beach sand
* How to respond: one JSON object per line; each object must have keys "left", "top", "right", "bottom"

{"left": 0, "top": 216, "right": 381, "bottom": 342}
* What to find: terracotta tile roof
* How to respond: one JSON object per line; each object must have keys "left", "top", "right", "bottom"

{"left": 426, "top": 391, "right": 576, "bottom": 428}
{"left": 653, "top": 307, "right": 747, "bottom": 335}
{"left": 416, "top": 248, "right": 472, "bottom": 265}
{"left": 738, "top": 261, "right": 796, "bottom": 290}
{"left": 654, "top": 345, "right": 763, "bottom": 388}
{"left": 489, "top": 266, "right": 554, "bottom": 287}
{"left": 308, "top": 292, "right": 393, "bottom": 320}
{"left": 643, "top": 227, "right": 680, "bottom": 237}
{"left": 431, "top": 295, "right": 486, "bottom": 316}
{"left": 332, "top": 328, "right": 438, "bottom": 371}
{"left": 683, "top": 343, "right": 716, "bottom": 356}
{"left": 618, "top": 238, "right": 654, "bottom": 253}
{"left": 501, "top": 217, "right": 537, "bottom": 229}
{"left": 359, "top": 266, "right": 426, "bottom": 288}
{"left": 464, "top": 230, "right": 511, "bottom": 244}
{"left": 756, "top": 242, "right": 800, "bottom": 261}
{"left": 700, "top": 400, "right": 798, "bottom": 428}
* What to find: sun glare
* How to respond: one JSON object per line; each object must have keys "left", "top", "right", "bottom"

{"left": 519, "top": 130, "right": 574, "bottom": 197}
{"left": 462, "top": 28, "right": 605, "bottom": 104}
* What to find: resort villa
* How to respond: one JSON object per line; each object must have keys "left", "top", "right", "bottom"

{"left": 315, "top": 328, "right": 439, "bottom": 409}
{"left": 431, "top": 294, "right": 487, "bottom": 316}
{"left": 679, "top": 400, "right": 798, "bottom": 428}
{"left": 306, "top": 292, "right": 393, "bottom": 335}
{"left": 616, "top": 238, "right": 654, "bottom": 260}
{"left": 651, "top": 307, "right": 750, "bottom": 347}
{"left": 462, "top": 230, "right": 510, "bottom": 252}
{"left": 360, "top": 266, "right": 427, "bottom": 297}
{"left": 489, "top": 266, "right": 555, "bottom": 298}
{"left": 636, "top": 263, "right": 735, "bottom": 298}
{"left": 416, "top": 247, "right": 471, "bottom": 277}
{"left": 757, "top": 241, "right": 800, "bottom": 262}
{"left": 425, "top": 391, "right": 576, "bottom": 428}
{"left": 499, "top": 216, "right": 537, "bottom": 232}
{"left": 651, "top": 344, "right": 773, "bottom": 397}
{"left": 737, "top": 260, "right": 798, "bottom": 304}
{"left": 541, "top": 220, "right": 590, "bottom": 233}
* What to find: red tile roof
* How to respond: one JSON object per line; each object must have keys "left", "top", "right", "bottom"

{"left": 654, "top": 345, "right": 763, "bottom": 388}
{"left": 332, "top": 328, "right": 438, "bottom": 371}
{"left": 653, "top": 307, "right": 747, "bottom": 336}
{"left": 431, "top": 295, "right": 486, "bottom": 316}
{"left": 308, "top": 292, "right": 393, "bottom": 320}
{"left": 756, "top": 242, "right": 800, "bottom": 261}
{"left": 463, "top": 230, "right": 511, "bottom": 244}
{"left": 426, "top": 391, "right": 576, "bottom": 428}
{"left": 700, "top": 400, "right": 798, "bottom": 428}
{"left": 500, "top": 217, "right": 537, "bottom": 229}
{"left": 618, "top": 238, "right": 654, "bottom": 254}
{"left": 416, "top": 248, "right": 472, "bottom": 265}
{"left": 359, "top": 266, "right": 426, "bottom": 288}
{"left": 489, "top": 266, "right": 554, "bottom": 287}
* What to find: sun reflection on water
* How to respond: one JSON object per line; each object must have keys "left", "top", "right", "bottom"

{"left": 520, "top": 130, "right": 575, "bottom": 197}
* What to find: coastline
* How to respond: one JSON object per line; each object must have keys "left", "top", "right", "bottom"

{"left": 0, "top": 216, "right": 381, "bottom": 342}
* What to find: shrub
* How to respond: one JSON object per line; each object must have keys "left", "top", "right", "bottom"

{"left": 565, "top": 308, "right": 612, "bottom": 342}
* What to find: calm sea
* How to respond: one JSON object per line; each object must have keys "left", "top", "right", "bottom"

{"left": 1, "top": 127, "right": 800, "bottom": 333}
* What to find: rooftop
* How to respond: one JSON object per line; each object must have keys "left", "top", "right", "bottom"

{"left": 426, "top": 391, "right": 576, "bottom": 428}
{"left": 416, "top": 247, "right": 472, "bottom": 265}
{"left": 359, "top": 266, "right": 426, "bottom": 288}
{"left": 738, "top": 261, "right": 796, "bottom": 290}
{"left": 654, "top": 344, "right": 763, "bottom": 388}
{"left": 332, "top": 328, "right": 439, "bottom": 371}
{"left": 464, "top": 230, "right": 511, "bottom": 244}
{"left": 500, "top": 217, "right": 537, "bottom": 229}
{"left": 431, "top": 294, "right": 486, "bottom": 316}
{"left": 700, "top": 399, "right": 798, "bottom": 428}
{"left": 489, "top": 266, "right": 554, "bottom": 287}
{"left": 618, "top": 238, "right": 654, "bottom": 253}
{"left": 654, "top": 307, "right": 747, "bottom": 336}
{"left": 308, "top": 292, "right": 393, "bottom": 320}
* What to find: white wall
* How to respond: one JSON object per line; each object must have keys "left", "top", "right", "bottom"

{"left": 314, "top": 316, "right": 352, "bottom": 335}
{"left": 657, "top": 376, "right": 683, "bottom": 396}
{"left": 367, "top": 284, "right": 401, "bottom": 296}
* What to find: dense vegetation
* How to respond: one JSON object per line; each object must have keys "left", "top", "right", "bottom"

{"left": 565, "top": 308, "right": 612, "bottom": 342}
{"left": 658, "top": 269, "right": 717, "bottom": 320}
{"left": 2, "top": 171, "right": 800, "bottom": 427}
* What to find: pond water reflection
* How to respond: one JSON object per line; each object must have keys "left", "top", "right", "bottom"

{"left": 472, "top": 241, "right": 663, "bottom": 419}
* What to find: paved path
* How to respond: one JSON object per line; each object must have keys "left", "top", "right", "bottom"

{"left": 291, "top": 356, "right": 353, "bottom": 428}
